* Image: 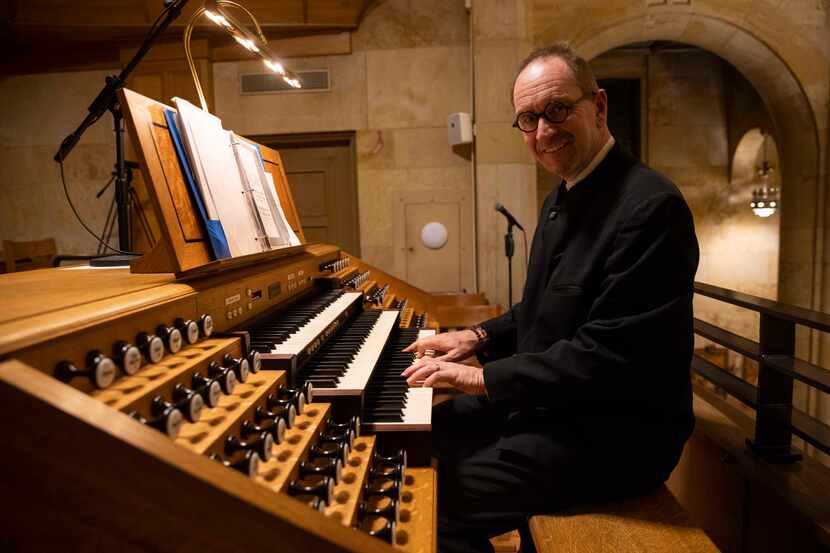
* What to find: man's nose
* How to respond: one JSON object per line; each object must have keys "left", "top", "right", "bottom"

{"left": 536, "top": 116, "right": 556, "bottom": 140}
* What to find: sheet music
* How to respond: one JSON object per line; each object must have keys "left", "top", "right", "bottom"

{"left": 263, "top": 171, "right": 302, "bottom": 246}
{"left": 172, "top": 98, "right": 264, "bottom": 257}
{"left": 231, "top": 138, "right": 289, "bottom": 249}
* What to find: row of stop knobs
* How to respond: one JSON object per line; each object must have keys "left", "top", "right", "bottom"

{"left": 356, "top": 449, "right": 407, "bottom": 543}
{"left": 55, "top": 314, "right": 216, "bottom": 389}
{"left": 214, "top": 410, "right": 360, "bottom": 501}
{"left": 125, "top": 351, "right": 267, "bottom": 438}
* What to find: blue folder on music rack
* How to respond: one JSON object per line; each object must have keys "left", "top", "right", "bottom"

{"left": 163, "top": 109, "right": 232, "bottom": 260}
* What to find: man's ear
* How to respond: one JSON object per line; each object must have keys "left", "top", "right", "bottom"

{"left": 594, "top": 89, "right": 608, "bottom": 127}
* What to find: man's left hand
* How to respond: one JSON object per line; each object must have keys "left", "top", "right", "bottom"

{"left": 401, "top": 358, "right": 486, "bottom": 396}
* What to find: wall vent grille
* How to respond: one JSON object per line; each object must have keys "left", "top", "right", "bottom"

{"left": 240, "top": 70, "right": 330, "bottom": 94}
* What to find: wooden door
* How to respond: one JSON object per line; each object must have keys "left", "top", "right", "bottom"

{"left": 392, "top": 189, "right": 473, "bottom": 294}
{"left": 404, "top": 202, "right": 461, "bottom": 292}
{"left": 261, "top": 135, "right": 359, "bottom": 255}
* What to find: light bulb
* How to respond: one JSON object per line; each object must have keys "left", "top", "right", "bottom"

{"left": 264, "top": 60, "right": 285, "bottom": 75}
{"left": 205, "top": 10, "right": 231, "bottom": 28}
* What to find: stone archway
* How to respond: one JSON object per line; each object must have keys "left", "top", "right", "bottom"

{"left": 559, "top": 13, "right": 822, "bottom": 312}
{"left": 535, "top": 4, "right": 827, "bottom": 452}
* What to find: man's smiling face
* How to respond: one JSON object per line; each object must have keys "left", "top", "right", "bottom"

{"left": 513, "top": 56, "right": 608, "bottom": 181}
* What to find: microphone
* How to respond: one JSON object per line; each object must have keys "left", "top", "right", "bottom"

{"left": 494, "top": 202, "right": 524, "bottom": 231}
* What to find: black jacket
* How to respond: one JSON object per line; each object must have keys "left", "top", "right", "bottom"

{"left": 480, "top": 143, "right": 699, "bottom": 487}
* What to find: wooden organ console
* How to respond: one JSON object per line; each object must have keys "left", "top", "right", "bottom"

{"left": 0, "top": 89, "right": 447, "bottom": 553}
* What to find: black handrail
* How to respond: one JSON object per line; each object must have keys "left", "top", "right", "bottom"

{"left": 692, "top": 281, "right": 830, "bottom": 462}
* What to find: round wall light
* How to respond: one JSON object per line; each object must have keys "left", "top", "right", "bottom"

{"left": 421, "top": 222, "right": 448, "bottom": 249}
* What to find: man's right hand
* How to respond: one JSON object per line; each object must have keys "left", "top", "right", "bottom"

{"left": 403, "top": 329, "right": 481, "bottom": 362}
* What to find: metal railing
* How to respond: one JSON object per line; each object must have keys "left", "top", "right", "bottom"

{"left": 693, "top": 282, "right": 830, "bottom": 462}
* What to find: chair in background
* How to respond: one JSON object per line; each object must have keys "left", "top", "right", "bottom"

{"left": 2, "top": 238, "right": 57, "bottom": 273}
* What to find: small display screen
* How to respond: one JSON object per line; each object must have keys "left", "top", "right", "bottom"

{"left": 268, "top": 282, "right": 282, "bottom": 299}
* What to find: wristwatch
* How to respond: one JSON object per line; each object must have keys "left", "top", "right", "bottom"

{"left": 469, "top": 324, "right": 489, "bottom": 345}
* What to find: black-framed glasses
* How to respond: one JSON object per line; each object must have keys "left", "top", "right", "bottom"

{"left": 513, "top": 90, "right": 597, "bottom": 132}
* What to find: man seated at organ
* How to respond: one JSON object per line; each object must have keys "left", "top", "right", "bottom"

{"left": 403, "top": 42, "right": 700, "bottom": 553}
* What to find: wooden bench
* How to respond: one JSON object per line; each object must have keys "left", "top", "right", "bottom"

{"left": 528, "top": 484, "right": 720, "bottom": 553}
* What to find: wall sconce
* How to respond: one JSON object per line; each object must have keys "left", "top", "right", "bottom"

{"left": 184, "top": 0, "right": 302, "bottom": 112}
{"left": 749, "top": 132, "right": 779, "bottom": 218}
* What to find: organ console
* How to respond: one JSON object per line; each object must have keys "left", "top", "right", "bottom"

{"left": 0, "top": 248, "right": 440, "bottom": 552}
{"left": 0, "top": 88, "right": 449, "bottom": 553}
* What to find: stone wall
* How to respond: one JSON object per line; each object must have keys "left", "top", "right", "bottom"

{"left": 645, "top": 49, "right": 779, "bottom": 344}
{"left": 213, "top": 0, "right": 475, "bottom": 292}
{"left": 0, "top": 69, "right": 121, "bottom": 255}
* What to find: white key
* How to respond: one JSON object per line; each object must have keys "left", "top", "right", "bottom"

{"left": 363, "top": 387, "right": 432, "bottom": 432}
{"left": 326, "top": 310, "right": 400, "bottom": 394}
{"left": 270, "top": 292, "right": 363, "bottom": 356}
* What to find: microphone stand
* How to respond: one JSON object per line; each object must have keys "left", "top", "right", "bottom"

{"left": 53, "top": 0, "right": 187, "bottom": 258}
{"left": 504, "top": 221, "right": 516, "bottom": 306}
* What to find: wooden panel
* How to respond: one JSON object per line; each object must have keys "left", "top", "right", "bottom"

{"left": 395, "top": 468, "right": 437, "bottom": 553}
{"left": 119, "top": 88, "right": 210, "bottom": 273}
{"left": 528, "top": 485, "right": 721, "bottom": 553}
{"left": 152, "top": 123, "right": 204, "bottom": 241}
{"left": 0, "top": 267, "right": 178, "bottom": 328}
{"left": 278, "top": 143, "right": 358, "bottom": 254}
{"left": 0, "top": 359, "right": 395, "bottom": 553}
{"left": 306, "top": 0, "right": 368, "bottom": 24}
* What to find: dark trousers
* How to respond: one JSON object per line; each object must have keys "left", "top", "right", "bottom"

{"left": 432, "top": 396, "right": 682, "bottom": 553}
{"left": 432, "top": 396, "right": 572, "bottom": 553}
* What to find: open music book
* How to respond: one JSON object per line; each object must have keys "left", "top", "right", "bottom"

{"left": 170, "top": 97, "right": 299, "bottom": 259}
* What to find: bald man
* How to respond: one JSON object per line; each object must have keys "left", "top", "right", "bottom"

{"left": 403, "top": 43, "right": 699, "bottom": 553}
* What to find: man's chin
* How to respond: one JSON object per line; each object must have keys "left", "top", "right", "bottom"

{"left": 539, "top": 159, "right": 572, "bottom": 179}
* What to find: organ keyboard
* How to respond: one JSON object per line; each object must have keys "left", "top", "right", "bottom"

{"left": 0, "top": 244, "right": 441, "bottom": 553}
{"left": 249, "top": 289, "right": 364, "bottom": 375}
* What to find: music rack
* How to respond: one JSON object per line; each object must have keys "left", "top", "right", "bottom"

{"left": 119, "top": 88, "right": 307, "bottom": 276}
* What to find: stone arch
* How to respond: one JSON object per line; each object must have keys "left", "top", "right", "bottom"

{"left": 538, "top": 11, "right": 822, "bottom": 310}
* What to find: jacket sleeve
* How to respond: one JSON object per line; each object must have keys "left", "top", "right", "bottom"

{"left": 482, "top": 193, "right": 699, "bottom": 409}
{"left": 476, "top": 304, "right": 520, "bottom": 363}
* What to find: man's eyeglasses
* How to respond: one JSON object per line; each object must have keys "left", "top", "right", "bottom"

{"left": 513, "top": 90, "right": 597, "bottom": 133}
